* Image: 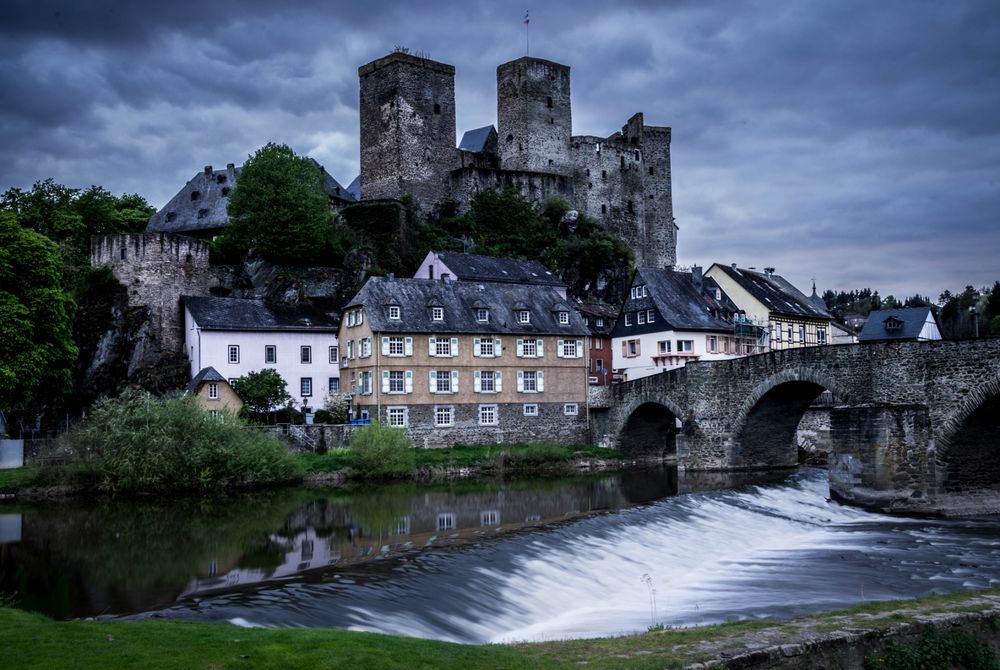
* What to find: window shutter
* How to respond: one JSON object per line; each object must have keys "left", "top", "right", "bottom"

{"left": 404, "top": 337, "right": 413, "bottom": 356}
{"left": 516, "top": 339, "right": 524, "bottom": 357}
{"left": 516, "top": 370, "right": 524, "bottom": 392}
{"left": 536, "top": 339, "right": 544, "bottom": 357}
{"left": 429, "top": 336, "right": 436, "bottom": 356}
{"left": 557, "top": 339, "right": 565, "bottom": 358}
{"left": 474, "top": 338, "right": 481, "bottom": 357}
{"left": 495, "top": 371, "right": 503, "bottom": 392}
{"left": 429, "top": 370, "right": 436, "bottom": 392}
{"left": 381, "top": 370, "right": 390, "bottom": 393}
{"left": 576, "top": 340, "right": 584, "bottom": 358}
{"left": 450, "top": 337, "right": 458, "bottom": 356}
{"left": 636, "top": 340, "right": 641, "bottom": 356}
{"left": 494, "top": 337, "right": 501, "bottom": 356}
{"left": 451, "top": 370, "right": 459, "bottom": 393}
{"left": 474, "top": 370, "right": 481, "bottom": 392}
{"left": 405, "top": 370, "right": 413, "bottom": 393}
{"left": 537, "top": 370, "right": 545, "bottom": 392}
{"left": 381, "top": 337, "right": 389, "bottom": 355}
{"left": 358, "top": 311, "right": 363, "bottom": 324}
{"left": 622, "top": 341, "right": 627, "bottom": 357}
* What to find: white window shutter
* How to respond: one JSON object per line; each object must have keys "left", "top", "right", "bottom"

{"left": 516, "top": 339, "right": 524, "bottom": 357}
{"left": 557, "top": 339, "right": 565, "bottom": 358}
{"left": 536, "top": 339, "right": 544, "bottom": 357}
{"left": 404, "top": 337, "right": 413, "bottom": 356}
{"left": 537, "top": 370, "right": 545, "bottom": 392}
{"left": 451, "top": 370, "right": 459, "bottom": 393}
{"left": 429, "top": 370, "right": 436, "bottom": 392}
{"left": 405, "top": 370, "right": 413, "bottom": 393}
{"left": 429, "top": 336, "right": 436, "bottom": 356}
{"left": 517, "top": 370, "right": 524, "bottom": 392}
{"left": 381, "top": 370, "right": 390, "bottom": 393}
{"left": 576, "top": 339, "right": 584, "bottom": 358}
{"left": 495, "top": 371, "right": 503, "bottom": 392}
{"left": 474, "top": 338, "right": 481, "bottom": 357}
{"left": 381, "top": 337, "right": 389, "bottom": 355}
{"left": 450, "top": 337, "right": 458, "bottom": 356}
{"left": 494, "top": 337, "right": 501, "bottom": 356}
{"left": 474, "top": 370, "right": 481, "bottom": 392}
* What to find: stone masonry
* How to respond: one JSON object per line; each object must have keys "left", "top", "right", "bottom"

{"left": 358, "top": 52, "right": 676, "bottom": 269}
{"left": 590, "top": 339, "right": 1000, "bottom": 515}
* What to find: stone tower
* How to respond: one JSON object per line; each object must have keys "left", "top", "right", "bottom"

{"left": 496, "top": 57, "right": 572, "bottom": 175}
{"left": 358, "top": 52, "right": 457, "bottom": 208}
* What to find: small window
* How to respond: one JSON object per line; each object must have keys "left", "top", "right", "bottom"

{"left": 546, "top": 96, "right": 553, "bottom": 108}
{"left": 521, "top": 371, "right": 538, "bottom": 392}
{"left": 506, "top": 134, "right": 514, "bottom": 143}
{"left": 601, "top": 170, "right": 607, "bottom": 179}
{"left": 388, "top": 406, "right": 407, "bottom": 427}
{"left": 596, "top": 318, "right": 604, "bottom": 327}
{"left": 265, "top": 345, "right": 276, "bottom": 364}
{"left": 389, "top": 370, "right": 405, "bottom": 393}
{"left": 208, "top": 410, "right": 220, "bottom": 419}
{"left": 647, "top": 310, "right": 655, "bottom": 323}
{"left": 190, "top": 191, "right": 200, "bottom": 201}
{"left": 479, "top": 404, "right": 498, "bottom": 426}
{"left": 627, "top": 201, "right": 634, "bottom": 214}
{"left": 620, "top": 156, "right": 626, "bottom": 169}
{"left": 119, "top": 246, "right": 127, "bottom": 260}
{"left": 433, "top": 103, "right": 441, "bottom": 114}
{"left": 328, "top": 377, "right": 340, "bottom": 393}
{"left": 648, "top": 166, "right": 654, "bottom": 176}
{"left": 523, "top": 404, "right": 538, "bottom": 416}
{"left": 437, "top": 513, "right": 456, "bottom": 530}
{"left": 677, "top": 340, "right": 694, "bottom": 353}
{"left": 475, "top": 308, "right": 489, "bottom": 322}
{"left": 197, "top": 208, "right": 209, "bottom": 219}
{"left": 434, "top": 405, "right": 454, "bottom": 427}
{"left": 431, "top": 306, "right": 444, "bottom": 321}
{"left": 564, "top": 403, "right": 578, "bottom": 416}
{"left": 221, "top": 187, "right": 231, "bottom": 197}
{"left": 228, "top": 345, "right": 240, "bottom": 364}
{"left": 301, "top": 377, "right": 312, "bottom": 397}
{"left": 601, "top": 204, "right": 607, "bottom": 215}
{"left": 301, "top": 346, "right": 312, "bottom": 364}
{"left": 208, "top": 382, "right": 218, "bottom": 400}
{"left": 658, "top": 340, "right": 671, "bottom": 354}
{"left": 388, "top": 305, "right": 401, "bottom": 320}
{"left": 637, "top": 311, "right": 646, "bottom": 325}
{"left": 625, "top": 313, "right": 633, "bottom": 326}
{"left": 216, "top": 174, "right": 227, "bottom": 184}
{"left": 558, "top": 311, "right": 569, "bottom": 324}
{"left": 165, "top": 212, "right": 176, "bottom": 222}
{"left": 517, "top": 310, "right": 530, "bottom": 324}
{"left": 329, "top": 345, "right": 338, "bottom": 364}
{"left": 634, "top": 150, "right": 640, "bottom": 161}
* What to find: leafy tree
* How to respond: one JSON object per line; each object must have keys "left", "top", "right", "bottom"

{"left": 233, "top": 368, "right": 292, "bottom": 421}
{"left": 219, "top": 143, "right": 336, "bottom": 265}
{"left": 985, "top": 281, "right": 1000, "bottom": 321}
{"left": 0, "top": 213, "right": 78, "bottom": 411}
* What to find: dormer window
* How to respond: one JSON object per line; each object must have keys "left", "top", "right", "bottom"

{"left": 190, "top": 191, "right": 200, "bottom": 201}
{"left": 388, "top": 305, "right": 401, "bottom": 320}
{"left": 476, "top": 308, "right": 489, "bottom": 322}
{"left": 884, "top": 317, "right": 903, "bottom": 332}
{"left": 630, "top": 285, "right": 648, "bottom": 299}
{"left": 596, "top": 318, "right": 604, "bottom": 327}
{"left": 431, "top": 307, "right": 444, "bottom": 321}
{"left": 516, "top": 310, "right": 530, "bottom": 324}
{"left": 557, "top": 311, "right": 569, "bottom": 325}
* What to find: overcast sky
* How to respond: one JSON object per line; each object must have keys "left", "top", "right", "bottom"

{"left": 2, "top": 0, "right": 998, "bottom": 299}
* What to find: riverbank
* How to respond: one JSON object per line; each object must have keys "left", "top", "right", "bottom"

{"left": 0, "top": 443, "right": 646, "bottom": 499}
{"left": 1, "top": 588, "right": 997, "bottom": 669}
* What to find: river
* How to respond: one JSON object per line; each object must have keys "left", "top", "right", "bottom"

{"left": 2, "top": 468, "right": 999, "bottom": 642}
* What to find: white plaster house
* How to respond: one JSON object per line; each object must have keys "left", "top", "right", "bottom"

{"left": 413, "top": 251, "right": 567, "bottom": 299}
{"left": 611, "top": 267, "right": 752, "bottom": 381}
{"left": 182, "top": 296, "right": 340, "bottom": 410}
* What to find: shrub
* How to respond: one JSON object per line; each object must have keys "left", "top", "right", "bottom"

{"left": 345, "top": 422, "right": 415, "bottom": 478}
{"left": 65, "top": 389, "right": 302, "bottom": 492}
{"left": 312, "top": 409, "right": 332, "bottom": 424}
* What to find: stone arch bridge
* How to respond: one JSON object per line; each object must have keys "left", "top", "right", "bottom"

{"left": 589, "top": 339, "right": 1000, "bottom": 516}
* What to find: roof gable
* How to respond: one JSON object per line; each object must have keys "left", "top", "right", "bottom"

{"left": 711, "top": 265, "right": 831, "bottom": 320}
{"left": 627, "top": 267, "right": 735, "bottom": 333}
{"left": 183, "top": 296, "right": 338, "bottom": 331}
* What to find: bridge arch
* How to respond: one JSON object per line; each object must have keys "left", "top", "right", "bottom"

{"left": 935, "top": 373, "right": 1000, "bottom": 495}
{"left": 730, "top": 367, "right": 851, "bottom": 469}
{"left": 616, "top": 394, "right": 687, "bottom": 459}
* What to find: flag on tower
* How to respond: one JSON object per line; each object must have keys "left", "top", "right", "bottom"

{"left": 524, "top": 10, "right": 530, "bottom": 25}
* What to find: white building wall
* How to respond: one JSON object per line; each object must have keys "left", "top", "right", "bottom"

{"left": 612, "top": 328, "right": 741, "bottom": 382}
{"left": 413, "top": 252, "right": 456, "bottom": 282}
{"left": 185, "top": 307, "right": 339, "bottom": 409}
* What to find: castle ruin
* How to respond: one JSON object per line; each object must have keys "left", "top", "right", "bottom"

{"left": 358, "top": 52, "right": 677, "bottom": 269}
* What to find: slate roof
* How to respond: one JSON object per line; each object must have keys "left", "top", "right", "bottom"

{"left": 458, "top": 125, "right": 497, "bottom": 153}
{"left": 187, "top": 366, "right": 226, "bottom": 393}
{"left": 435, "top": 252, "right": 565, "bottom": 288}
{"left": 576, "top": 302, "right": 619, "bottom": 337}
{"left": 182, "top": 296, "right": 339, "bottom": 332}
{"left": 858, "top": 307, "right": 936, "bottom": 342}
{"left": 713, "top": 265, "right": 832, "bottom": 320}
{"left": 346, "top": 277, "right": 588, "bottom": 336}
{"left": 635, "top": 267, "right": 735, "bottom": 332}
{"left": 346, "top": 175, "right": 361, "bottom": 201}
{"left": 147, "top": 160, "right": 355, "bottom": 235}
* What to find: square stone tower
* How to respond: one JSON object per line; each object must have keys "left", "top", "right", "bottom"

{"left": 358, "top": 52, "right": 457, "bottom": 208}
{"left": 496, "top": 57, "right": 572, "bottom": 176}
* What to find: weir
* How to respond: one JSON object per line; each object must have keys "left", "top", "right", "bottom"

{"left": 592, "top": 338, "right": 1000, "bottom": 516}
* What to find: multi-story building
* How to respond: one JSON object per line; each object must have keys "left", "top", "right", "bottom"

{"left": 611, "top": 267, "right": 750, "bottom": 381}
{"left": 182, "top": 296, "right": 340, "bottom": 410}
{"left": 576, "top": 303, "right": 618, "bottom": 385}
{"left": 338, "top": 276, "right": 590, "bottom": 447}
{"left": 705, "top": 264, "right": 834, "bottom": 350}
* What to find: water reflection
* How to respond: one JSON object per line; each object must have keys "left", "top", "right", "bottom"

{"left": 0, "top": 468, "right": 694, "bottom": 619}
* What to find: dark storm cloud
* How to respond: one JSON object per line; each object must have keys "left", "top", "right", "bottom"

{"left": 1, "top": 0, "right": 998, "bottom": 298}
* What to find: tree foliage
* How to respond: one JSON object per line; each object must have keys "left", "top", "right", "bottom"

{"left": 233, "top": 368, "right": 292, "bottom": 420}
{"left": 0, "top": 213, "right": 78, "bottom": 411}
{"left": 219, "top": 143, "right": 341, "bottom": 265}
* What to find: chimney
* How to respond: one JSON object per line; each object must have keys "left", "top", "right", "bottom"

{"left": 764, "top": 266, "right": 775, "bottom": 278}
{"left": 226, "top": 163, "right": 235, "bottom": 174}
{"left": 691, "top": 265, "right": 703, "bottom": 291}
{"left": 730, "top": 262, "right": 737, "bottom": 270}
{"left": 204, "top": 165, "right": 213, "bottom": 176}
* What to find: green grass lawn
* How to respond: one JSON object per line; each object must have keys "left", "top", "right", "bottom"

{"left": 0, "top": 466, "right": 41, "bottom": 490}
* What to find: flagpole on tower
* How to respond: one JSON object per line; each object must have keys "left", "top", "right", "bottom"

{"left": 524, "top": 10, "right": 530, "bottom": 56}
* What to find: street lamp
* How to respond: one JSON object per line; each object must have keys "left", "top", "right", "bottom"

{"left": 969, "top": 306, "right": 979, "bottom": 338}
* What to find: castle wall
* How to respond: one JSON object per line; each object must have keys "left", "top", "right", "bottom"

{"left": 90, "top": 233, "right": 223, "bottom": 354}
{"left": 359, "top": 53, "right": 457, "bottom": 210}
{"left": 497, "top": 58, "right": 572, "bottom": 176}
{"left": 450, "top": 167, "right": 573, "bottom": 211}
